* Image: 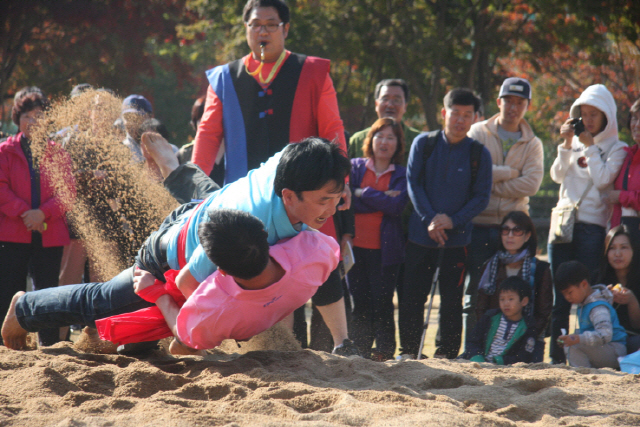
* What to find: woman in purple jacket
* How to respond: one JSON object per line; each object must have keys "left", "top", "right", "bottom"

{"left": 348, "top": 117, "right": 408, "bottom": 360}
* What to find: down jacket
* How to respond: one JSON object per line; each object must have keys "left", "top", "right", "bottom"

{"left": 0, "top": 133, "right": 75, "bottom": 247}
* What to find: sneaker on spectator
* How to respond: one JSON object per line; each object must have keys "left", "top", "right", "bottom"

{"left": 395, "top": 352, "right": 428, "bottom": 361}
{"left": 434, "top": 348, "right": 458, "bottom": 359}
{"left": 332, "top": 339, "right": 361, "bottom": 357}
{"left": 370, "top": 350, "right": 393, "bottom": 362}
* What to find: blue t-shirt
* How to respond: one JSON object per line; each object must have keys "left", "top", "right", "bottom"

{"left": 166, "top": 149, "right": 306, "bottom": 282}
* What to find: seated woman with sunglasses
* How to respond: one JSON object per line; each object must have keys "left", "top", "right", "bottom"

{"left": 474, "top": 211, "right": 553, "bottom": 362}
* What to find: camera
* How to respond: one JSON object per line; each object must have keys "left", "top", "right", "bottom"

{"left": 572, "top": 118, "right": 585, "bottom": 136}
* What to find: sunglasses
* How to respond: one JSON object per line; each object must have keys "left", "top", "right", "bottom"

{"left": 501, "top": 225, "right": 525, "bottom": 236}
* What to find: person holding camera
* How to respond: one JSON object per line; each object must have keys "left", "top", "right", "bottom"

{"left": 548, "top": 84, "right": 627, "bottom": 364}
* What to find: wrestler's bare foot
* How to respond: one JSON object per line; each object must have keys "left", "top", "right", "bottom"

{"left": 141, "top": 132, "right": 179, "bottom": 179}
{"left": 1, "top": 292, "right": 28, "bottom": 350}
{"left": 169, "top": 338, "right": 206, "bottom": 356}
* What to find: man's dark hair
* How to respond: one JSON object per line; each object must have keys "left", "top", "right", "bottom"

{"left": 243, "top": 0, "right": 290, "bottom": 23}
{"left": 498, "top": 276, "right": 531, "bottom": 301}
{"left": 274, "top": 137, "right": 350, "bottom": 199}
{"left": 443, "top": 88, "right": 481, "bottom": 113}
{"left": 199, "top": 209, "right": 270, "bottom": 280}
{"left": 374, "top": 79, "right": 409, "bottom": 103}
{"left": 140, "top": 118, "right": 170, "bottom": 140}
{"left": 12, "top": 89, "right": 50, "bottom": 126}
{"left": 191, "top": 97, "right": 206, "bottom": 131}
{"left": 555, "top": 261, "right": 591, "bottom": 292}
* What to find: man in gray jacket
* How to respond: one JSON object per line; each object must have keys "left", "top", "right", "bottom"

{"left": 464, "top": 78, "right": 544, "bottom": 340}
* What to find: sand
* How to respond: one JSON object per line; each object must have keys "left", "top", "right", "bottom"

{"left": 1, "top": 326, "right": 638, "bottom": 427}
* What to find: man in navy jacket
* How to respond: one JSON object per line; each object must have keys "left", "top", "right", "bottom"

{"left": 399, "top": 88, "right": 492, "bottom": 359}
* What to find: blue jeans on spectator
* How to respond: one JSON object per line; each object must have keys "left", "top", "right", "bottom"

{"left": 463, "top": 225, "right": 501, "bottom": 342}
{"left": 548, "top": 222, "right": 605, "bottom": 364}
{"left": 348, "top": 247, "right": 399, "bottom": 360}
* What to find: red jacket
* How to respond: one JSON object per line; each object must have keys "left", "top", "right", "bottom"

{"left": 612, "top": 144, "right": 640, "bottom": 227}
{"left": 0, "top": 133, "right": 75, "bottom": 247}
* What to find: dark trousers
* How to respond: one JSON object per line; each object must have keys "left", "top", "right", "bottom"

{"left": 548, "top": 222, "right": 605, "bottom": 364}
{"left": 0, "top": 233, "right": 63, "bottom": 346}
{"left": 347, "top": 247, "right": 399, "bottom": 359}
{"left": 463, "top": 225, "right": 500, "bottom": 341}
{"left": 163, "top": 163, "right": 221, "bottom": 204}
{"left": 294, "top": 268, "right": 347, "bottom": 351}
{"left": 399, "top": 242, "right": 467, "bottom": 358}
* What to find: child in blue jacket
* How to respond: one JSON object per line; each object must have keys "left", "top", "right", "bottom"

{"left": 556, "top": 261, "right": 627, "bottom": 368}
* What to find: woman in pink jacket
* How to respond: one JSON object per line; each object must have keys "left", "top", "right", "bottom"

{"left": 606, "top": 98, "right": 640, "bottom": 243}
{"left": 0, "top": 88, "right": 74, "bottom": 347}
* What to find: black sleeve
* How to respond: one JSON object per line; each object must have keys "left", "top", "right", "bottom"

{"left": 461, "top": 312, "right": 491, "bottom": 359}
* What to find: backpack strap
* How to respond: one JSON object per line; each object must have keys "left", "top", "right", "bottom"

{"left": 469, "top": 139, "right": 483, "bottom": 190}
{"left": 420, "top": 130, "right": 440, "bottom": 185}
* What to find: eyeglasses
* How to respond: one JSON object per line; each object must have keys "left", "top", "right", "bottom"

{"left": 373, "top": 133, "right": 397, "bottom": 142}
{"left": 246, "top": 22, "right": 285, "bottom": 33}
{"left": 377, "top": 96, "right": 404, "bottom": 106}
{"left": 501, "top": 226, "right": 525, "bottom": 236}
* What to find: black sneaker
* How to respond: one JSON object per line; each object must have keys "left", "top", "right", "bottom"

{"left": 434, "top": 348, "right": 458, "bottom": 360}
{"left": 332, "top": 339, "right": 361, "bottom": 357}
{"left": 116, "top": 340, "right": 159, "bottom": 357}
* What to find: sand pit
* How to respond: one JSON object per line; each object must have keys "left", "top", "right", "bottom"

{"left": 1, "top": 328, "right": 639, "bottom": 427}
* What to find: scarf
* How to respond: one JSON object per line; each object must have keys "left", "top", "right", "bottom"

{"left": 478, "top": 249, "right": 532, "bottom": 296}
{"left": 478, "top": 249, "right": 536, "bottom": 320}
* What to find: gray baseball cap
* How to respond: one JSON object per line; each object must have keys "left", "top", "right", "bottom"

{"left": 499, "top": 78, "right": 531, "bottom": 99}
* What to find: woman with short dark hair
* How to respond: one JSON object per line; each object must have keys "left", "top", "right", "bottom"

{"left": 0, "top": 88, "right": 75, "bottom": 347}
{"left": 474, "top": 211, "right": 553, "bottom": 362}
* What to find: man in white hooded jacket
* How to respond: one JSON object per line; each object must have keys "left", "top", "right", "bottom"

{"left": 548, "top": 84, "right": 627, "bottom": 364}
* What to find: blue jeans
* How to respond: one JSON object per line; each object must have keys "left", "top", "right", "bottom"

{"left": 15, "top": 164, "right": 221, "bottom": 333}
{"left": 16, "top": 266, "right": 154, "bottom": 331}
{"left": 463, "top": 225, "right": 501, "bottom": 341}
{"left": 548, "top": 222, "right": 605, "bottom": 364}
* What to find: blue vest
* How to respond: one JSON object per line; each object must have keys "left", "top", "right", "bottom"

{"left": 577, "top": 300, "right": 627, "bottom": 344}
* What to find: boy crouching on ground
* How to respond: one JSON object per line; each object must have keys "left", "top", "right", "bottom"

{"left": 556, "top": 261, "right": 627, "bottom": 369}
{"left": 460, "top": 277, "right": 536, "bottom": 364}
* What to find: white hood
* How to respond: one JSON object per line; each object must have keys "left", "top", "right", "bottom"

{"left": 569, "top": 84, "right": 619, "bottom": 145}
{"left": 549, "top": 84, "right": 628, "bottom": 228}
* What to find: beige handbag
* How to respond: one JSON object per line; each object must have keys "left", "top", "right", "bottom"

{"left": 548, "top": 181, "right": 593, "bottom": 245}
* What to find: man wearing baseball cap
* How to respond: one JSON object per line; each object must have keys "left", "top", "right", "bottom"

{"left": 120, "top": 94, "right": 153, "bottom": 162}
{"left": 463, "top": 77, "right": 545, "bottom": 355}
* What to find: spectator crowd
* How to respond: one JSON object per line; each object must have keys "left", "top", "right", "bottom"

{"left": 2, "top": 0, "right": 640, "bottom": 370}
